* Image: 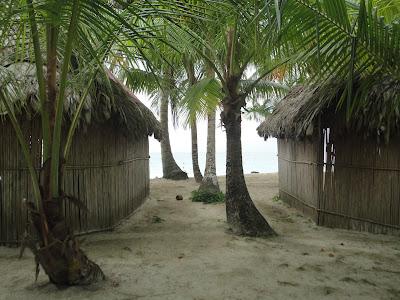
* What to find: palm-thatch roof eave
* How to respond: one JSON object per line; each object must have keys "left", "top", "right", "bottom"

{"left": 0, "top": 62, "right": 161, "bottom": 141}
{"left": 105, "top": 70, "right": 162, "bottom": 141}
{"left": 257, "top": 76, "right": 400, "bottom": 141}
{"left": 257, "top": 85, "right": 321, "bottom": 140}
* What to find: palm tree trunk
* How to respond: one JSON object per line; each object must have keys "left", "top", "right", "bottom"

{"left": 25, "top": 22, "right": 104, "bottom": 285}
{"left": 184, "top": 57, "right": 202, "bottom": 182}
{"left": 28, "top": 193, "right": 105, "bottom": 284}
{"left": 191, "top": 121, "right": 203, "bottom": 182}
{"left": 199, "top": 109, "right": 219, "bottom": 193}
{"left": 221, "top": 94, "right": 275, "bottom": 237}
{"left": 160, "top": 72, "right": 188, "bottom": 180}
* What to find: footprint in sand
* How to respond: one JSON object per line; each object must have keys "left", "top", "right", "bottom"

{"left": 340, "top": 276, "right": 357, "bottom": 283}
{"left": 321, "top": 286, "right": 336, "bottom": 295}
{"left": 278, "top": 263, "right": 289, "bottom": 268}
{"left": 296, "top": 263, "right": 323, "bottom": 272}
{"left": 340, "top": 277, "right": 376, "bottom": 286}
{"left": 277, "top": 281, "right": 299, "bottom": 287}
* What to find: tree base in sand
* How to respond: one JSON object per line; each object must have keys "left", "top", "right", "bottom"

{"left": 25, "top": 199, "right": 105, "bottom": 286}
{"left": 226, "top": 195, "right": 276, "bottom": 237}
{"left": 163, "top": 170, "right": 188, "bottom": 180}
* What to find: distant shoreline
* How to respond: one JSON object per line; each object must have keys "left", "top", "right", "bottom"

{"left": 150, "top": 172, "right": 279, "bottom": 180}
{"left": 149, "top": 151, "right": 278, "bottom": 179}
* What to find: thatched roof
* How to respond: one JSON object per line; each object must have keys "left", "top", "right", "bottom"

{"left": 257, "top": 77, "right": 400, "bottom": 141}
{"left": 0, "top": 62, "right": 161, "bottom": 141}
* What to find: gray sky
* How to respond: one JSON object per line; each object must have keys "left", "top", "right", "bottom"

{"left": 139, "top": 93, "right": 277, "bottom": 154}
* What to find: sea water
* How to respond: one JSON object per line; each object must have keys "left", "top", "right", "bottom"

{"left": 149, "top": 150, "right": 278, "bottom": 179}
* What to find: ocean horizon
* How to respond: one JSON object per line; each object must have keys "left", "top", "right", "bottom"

{"left": 149, "top": 150, "right": 278, "bottom": 179}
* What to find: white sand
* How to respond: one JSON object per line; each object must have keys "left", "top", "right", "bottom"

{"left": 0, "top": 174, "right": 399, "bottom": 300}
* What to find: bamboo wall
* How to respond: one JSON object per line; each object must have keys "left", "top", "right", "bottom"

{"left": 320, "top": 131, "right": 400, "bottom": 234}
{"left": 0, "top": 120, "right": 150, "bottom": 245}
{"left": 277, "top": 134, "right": 322, "bottom": 222}
{"left": 277, "top": 129, "right": 400, "bottom": 235}
{"left": 0, "top": 120, "right": 41, "bottom": 245}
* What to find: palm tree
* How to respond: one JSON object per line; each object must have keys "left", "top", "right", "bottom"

{"left": 0, "top": 0, "right": 202, "bottom": 284}
{"left": 172, "top": 0, "right": 399, "bottom": 236}
{"left": 182, "top": 61, "right": 222, "bottom": 193}
{"left": 200, "top": 109, "right": 220, "bottom": 193}
{"left": 120, "top": 46, "right": 189, "bottom": 180}
{"left": 1, "top": 0, "right": 397, "bottom": 284}
{"left": 178, "top": 64, "right": 222, "bottom": 193}
{"left": 190, "top": 119, "right": 203, "bottom": 182}
{"left": 171, "top": 1, "right": 286, "bottom": 236}
{"left": 159, "top": 66, "right": 188, "bottom": 180}
{"left": 0, "top": 0, "right": 111, "bottom": 284}
{"left": 183, "top": 56, "right": 203, "bottom": 183}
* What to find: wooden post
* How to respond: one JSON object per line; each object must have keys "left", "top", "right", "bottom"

{"left": 316, "top": 116, "right": 324, "bottom": 225}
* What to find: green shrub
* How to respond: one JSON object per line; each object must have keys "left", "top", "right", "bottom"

{"left": 191, "top": 190, "right": 225, "bottom": 204}
{"left": 272, "top": 195, "right": 281, "bottom": 202}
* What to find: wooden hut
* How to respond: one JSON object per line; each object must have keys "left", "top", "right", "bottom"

{"left": 258, "top": 78, "right": 400, "bottom": 235}
{"left": 0, "top": 63, "right": 161, "bottom": 245}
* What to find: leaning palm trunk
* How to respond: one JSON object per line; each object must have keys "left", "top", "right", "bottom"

{"left": 191, "top": 121, "right": 203, "bottom": 182}
{"left": 160, "top": 71, "right": 188, "bottom": 180}
{"left": 221, "top": 90, "right": 275, "bottom": 237}
{"left": 199, "top": 109, "right": 219, "bottom": 193}
{"left": 215, "top": 27, "right": 275, "bottom": 237}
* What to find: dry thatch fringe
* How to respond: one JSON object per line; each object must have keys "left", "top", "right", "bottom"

{"left": 257, "top": 76, "right": 400, "bottom": 142}
{"left": 0, "top": 62, "right": 161, "bottom": 141}
{"left": 101, "top": 70, "right": 162, "bottom": 141}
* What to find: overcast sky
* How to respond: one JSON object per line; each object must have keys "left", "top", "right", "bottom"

{"left": 139, "top": 93, "right": 277, "bottom": 154}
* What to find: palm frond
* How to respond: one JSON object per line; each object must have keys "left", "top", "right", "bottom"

{"left": 179, "top": 77, "right": 222, "bottom": 126}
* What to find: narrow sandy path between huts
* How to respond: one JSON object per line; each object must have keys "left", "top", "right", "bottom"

{"left": 0, "top": 174, "right": 399, "bottom": 299}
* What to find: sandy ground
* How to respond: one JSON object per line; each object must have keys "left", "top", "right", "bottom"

{"left": 0, "top": 174, "right": 400, "bottom": 300}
